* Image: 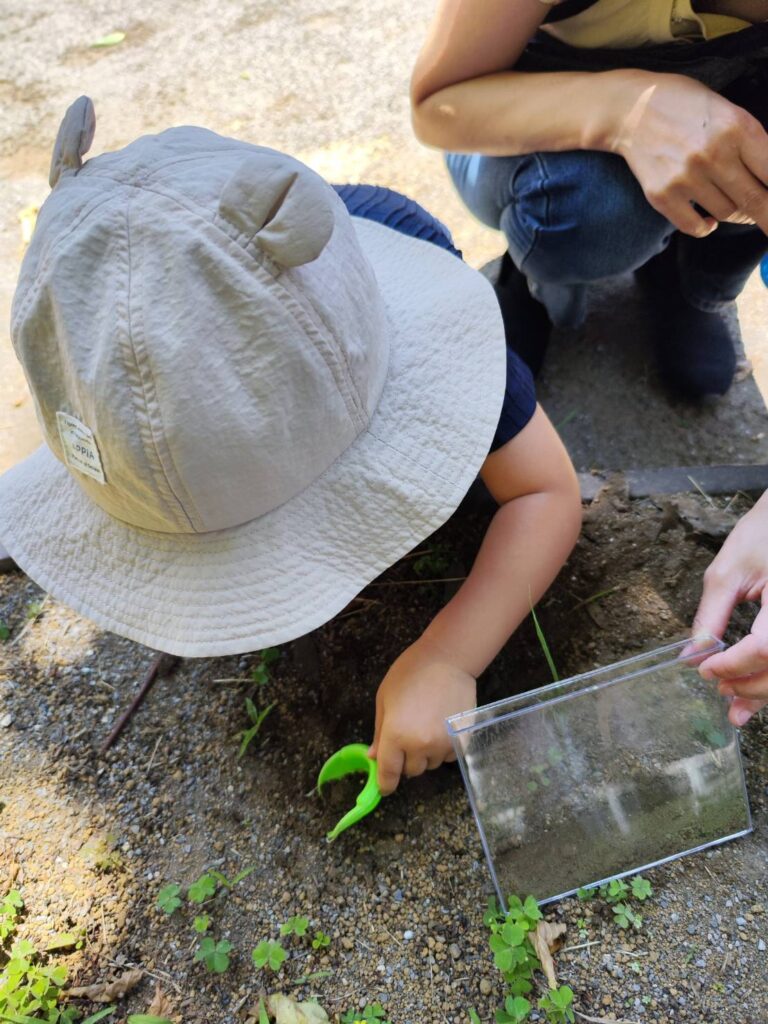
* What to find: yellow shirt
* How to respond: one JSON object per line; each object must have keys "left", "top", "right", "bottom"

{"left": 541, "top": 0, "right": 754, "bottom": 48}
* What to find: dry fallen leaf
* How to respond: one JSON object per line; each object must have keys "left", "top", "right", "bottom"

{"left": 67, "top": 967, "right": 144, "bottom": 1001}
{"left": 146, "top": 982, "right": 177, "bottom": 1020}
{"left": 266, "top": 993, "right": 330, "bottom": 1024}
{"left": 530, "top": 920, "right": 567, "bottom": 989}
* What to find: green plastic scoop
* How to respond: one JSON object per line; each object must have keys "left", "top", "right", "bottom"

{"left": 317, "top": 743, "right": 382, "bottom": 841}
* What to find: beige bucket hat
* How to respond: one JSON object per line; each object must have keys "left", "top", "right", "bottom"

{"left": 0, "top": 98, "right": 505, "bottom": 657}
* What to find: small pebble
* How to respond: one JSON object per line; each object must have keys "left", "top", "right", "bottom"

{"left": 403, "top": 930, "right": 414, "bottom": 941}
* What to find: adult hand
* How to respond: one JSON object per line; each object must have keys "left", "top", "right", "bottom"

{"left": 693, "top": 491, "right": 768, "bottom": 726}
{"left": 369, "top": 637, "right": 476, "bottom": 794}
{"left": 613, "top": 71, "right": 768, "bottom": 238}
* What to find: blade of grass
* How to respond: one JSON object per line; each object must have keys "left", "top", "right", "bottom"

{"left": 570, "top": 585, "right": 623, "bottom": 614}
{"left": 687, "top": 474, "right": 716, "bottom": 507}
{"left": 554, "top": 408, "right": 578, "bottom": 432}
{"left": 237, "top": 701, "right": 277, "bottom": 759}
{"left": 530, "top": 600, "right": 559, "bottom": 682}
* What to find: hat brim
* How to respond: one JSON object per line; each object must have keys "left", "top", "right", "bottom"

{"left": 0, "top": 218, "right": 505, "bottom": 657}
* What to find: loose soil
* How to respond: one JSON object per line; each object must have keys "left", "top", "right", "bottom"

{"left": 1, "top": 483, "right": 767, "bottom": 1024}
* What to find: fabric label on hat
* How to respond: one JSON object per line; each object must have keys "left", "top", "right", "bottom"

{"left": 56, "top": 411, "right": 106, "bottom": 484}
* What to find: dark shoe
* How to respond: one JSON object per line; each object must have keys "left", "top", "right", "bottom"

{"left": 0, "top": 543, "right": 18, "bottom": 574}
{"left": 493, "top": 252, "right": 552, "bottom": 377}
{"left": 637, "top": 242, "right": 738, "bottom": 399}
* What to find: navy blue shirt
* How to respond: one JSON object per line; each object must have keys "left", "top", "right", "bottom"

{"left": 334, "top": 184, "right": 537, "bottom": 451}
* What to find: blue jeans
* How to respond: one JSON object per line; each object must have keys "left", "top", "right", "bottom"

{"left": 446, "top": 149, "right": 768, "bottom": 329}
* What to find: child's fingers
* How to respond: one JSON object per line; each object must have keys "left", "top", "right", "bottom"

{"left": 404, "top": 753, "right": 429, "bottom": 778}
{"left": 376, "top": 739, "right": 405, "bottom": 795}
{"left": 368, "top": 700, "right": 385, "bottom": 759}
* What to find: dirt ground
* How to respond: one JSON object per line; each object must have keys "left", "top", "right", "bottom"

{"left": 1, "top": 486, "right": 768, "bottom": 1023}
{"left": 1, "top": 2, "right": 768, "bottom": 1024}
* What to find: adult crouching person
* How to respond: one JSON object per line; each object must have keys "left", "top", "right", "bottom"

{"left": 411, "top": 0, "right": 768, "bottom": 395}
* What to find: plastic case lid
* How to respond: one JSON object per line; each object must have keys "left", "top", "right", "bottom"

{"left": 447, "top": 638, "right": 752, "bottom": 907}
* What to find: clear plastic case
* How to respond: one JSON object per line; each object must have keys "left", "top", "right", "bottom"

{"left": 447, "top": 638, "right": 752, "bottom": 908}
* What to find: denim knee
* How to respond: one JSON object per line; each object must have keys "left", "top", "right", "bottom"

{"left": 501, "top": 151, "right": 673, "bottom": 284}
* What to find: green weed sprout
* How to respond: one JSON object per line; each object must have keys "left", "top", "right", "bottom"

{"left": 0, "top": 936, "right": 117, "bottom": 1024}
{"left": 280, "top": 915, "right": 309, "bottom": 938}
{"left": 340, "top": 1005, "right": 390, "bottom": 1024}
{"left": 576, "top": 874, "right": 652, "bottom": 931}
{"left": 612, "top": 903, "right": 643, "bottom": 931}
{"left": 208, "top": 866, "right": 255, "bottom": 889}
{"left": 631, "top": 876, "right": 653, "bottom": 901}
{"left": 237, "top": 698, "right": 277, "bottom": 759}
{"left": 0, "top": 621, "right": 9, "bottom": 643}
{"left": 538, "top": 985, "right": 575, "bottom": 1023}
{"left": 194, "top": 937, "right": 232, "bottom": 973}
{"left": 496, "top": 994, "right": 532, "bottom": 1023}
{"left": 251, "top": 646, "right": 280, "bottom": 686}
{"left": 484, "top": 894, "right": 582, "bottom": 1024}
{"left": 311, "top": 930, "right": 331, "bottom": 950}
{"left": 156, "top": 883, "right": 182, "bottom": 915}
{"left": 601, "top": 878, "right": 629, "bottom": 904}
{"left": 486, "top": 895, "right": 542, "bottom": 998}
{"left": 412, "top": 543, "right": 451, "bottom": 578}
{"left": 188, "top": 873, "right": 217, "bottom": 904}
{"left": 0, "top": 889, "right": 23, "bottom": 941}
{"left": 252, "top": 939, "right": 287, "bottom": 973}
{"left": 193, "top": 914, "right": 210, "bottom": 934}
{"left": 26, "top": 600, "right": 44, "bottom": 622}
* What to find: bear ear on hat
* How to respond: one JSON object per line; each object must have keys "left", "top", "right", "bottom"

{"left": 218, "top": 154, "right": 335, "bottom": 269}
{"left": 49, "top": 96, "right": 96, "bottom": 188}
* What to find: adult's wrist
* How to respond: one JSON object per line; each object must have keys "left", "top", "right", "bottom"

{"left": 580, "top": 68, "right": 660, "bottom": 154}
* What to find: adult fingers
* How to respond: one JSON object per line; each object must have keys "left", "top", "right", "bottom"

{"left": 718, "top": 668, "right": 768, "bottom": 700}
{"left": 694, "top": 182, "right": 738, "bottom": 223}
{"left": 647, "top": 185, "right": 717, "bottom": 238}
{"left": 714, "top": 161, "right": 768, "bottom": 235}
{"left": 740, "top": 121, "right": 768, "bottom": 185}
{"left": 728, "top": 696, "right": 767, "bottom": 728}
{"left": 692, "top": 568, "right": 742, "bottom": 648}
{"left": 375, "top": 738, "right": 405, "bottom": 796}
{"left": 700, "top": 598, "right": 768, "bottom": 681}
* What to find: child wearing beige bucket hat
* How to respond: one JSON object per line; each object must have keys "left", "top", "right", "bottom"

{"left": 0, "top": 98, "right": 581, "bottom": 794}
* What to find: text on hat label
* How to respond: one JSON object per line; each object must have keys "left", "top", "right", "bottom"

{"left": 56, "top": 411, "right": 106, "bottom": 485}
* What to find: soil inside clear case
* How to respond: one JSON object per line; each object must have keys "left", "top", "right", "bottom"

{"left": 447, "top": 638, "right": 752, "bottom": 908}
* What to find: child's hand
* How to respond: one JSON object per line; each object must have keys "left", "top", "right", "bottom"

{"left": 368, "top": 637, "right": 476, "bottom": 795}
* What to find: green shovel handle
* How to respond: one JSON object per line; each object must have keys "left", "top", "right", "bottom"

{"left": 317, "top": 743, "right": 382, "bottom": 841}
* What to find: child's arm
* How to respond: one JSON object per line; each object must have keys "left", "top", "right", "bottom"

{"left": 369, "top": 404, "right": 581, "bottom": 793}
